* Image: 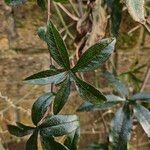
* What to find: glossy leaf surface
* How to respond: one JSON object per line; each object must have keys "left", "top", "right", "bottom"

{"left": 109, "top": 104, "right": 132, "bottom": 150}
{"left": 25, "top": 69, "right": 66, "bottom": 85}
{"left": 32, "top": 92, "right": 54, "bottom": 125}
{"left": 134, "top": 104, "right": 150, "bottom": 137}
{"left": 72, "top": 38, "right": 116, "bottom": 72}
{"left": 45, "top": 21, "right": 70, "bottom": 69}
{"left": 74, "top": 76, "right": 106, "bottom": 104}
{"left": 64, "top": 128, "right": 80, "bottom": 150}
{"left": 53, "top": 77, "right": 71, "bottom": 114}
{"left": 40, "top": 115, "right": 79, "bottom": 137}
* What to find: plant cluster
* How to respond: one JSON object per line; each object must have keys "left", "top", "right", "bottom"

{"left": 4, "top": 0, "right": 150, "bottom": 150}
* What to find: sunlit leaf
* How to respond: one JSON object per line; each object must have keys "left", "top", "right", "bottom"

{"left": 24, "top": 69, "right": 66, "bottom": 85}
{"left": 53, "top": 77, "right": 71, "bottom": 114}
{"left": 32, "top": 93, "right": 54, "bottom": 125}
{"left": 40, "top": 115, "right": 79, "bottom": 137}
{"left": 72, "top": 38, "right": 116, "bottom": 72}
{"left": 134, "top": 104, "right": 150, "bottom": 137}
{"left": 44, "top": 21, "right": 70, "bottom": 69}
{"left": 74, "top": 76, "right": 106, "bottom": 104}
{"left": 109, "top": 104, "right": 132, "bottom": 150}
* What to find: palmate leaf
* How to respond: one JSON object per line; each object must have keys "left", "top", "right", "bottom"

{"left": 104, "top": 71, "right": 129, "bottom": 98}
{"left": 77, "top": 95, "right": 125, "bottom": 112}
{"left": 39, "top": 21, "right": 70, "bottom": 69}
{"left": 32, "top": 92, "right": 54, "bottom": 125}
{"left": 130, "top": 92, "right": 150, "bottom": 102}
{"left": 133, "top": 104, "right": 150, "bottom": 137}
{"left": 125, "top": 0, "right": 146, "bottom": 24}
{"left": 53, "top": 77, "right": 71, "bottom": 115}
{"left": 24, "top": 69, "right": 66, "bottom": 85}
{"left": 40, "top": 115, "right": 79, "bottom": 137}
{"left": 37, "top": 0, "right": 46, "bottom": 10}
{"left": 41, "top": 136, "right": 69, "bottom": 150}
{"left": 73, "top": 75, "right": 106, "bottom": 104}
{"left": 5, "top": 0, "right": 26, "bottom": 5}
{"left": 109, "top": 104, "right": 132, "bottom": 150}
{"left": 7, "top": 123, "right": 34, "bottom": 137}
{"left": 72, "top": 38, "right": 116, "bottom": 72}
{"left": 64, "top": 128, "right": 80, "bottom": 150}
{"left": 26, "top": 130, "right": 38, "bottom": 150}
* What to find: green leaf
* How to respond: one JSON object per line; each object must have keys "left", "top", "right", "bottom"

{"left": 111, "top": 0, "right": 122, "bottom": 37}
{"left": 5, "top": 0, "right": 26, "bottom": 5}
{"left": 87, "top": 143, "right": 108, "bottom": 150}
{"left": 53, "top": 77, "right": 71, "bottom": 115}
{"left": 32, "top": 93, "right": 54, "bottom": 125}
{"left": 24, "top": 69, "right": 66, "bottom": 85}
{"left": 26, "top": 130, "right": 38, "bottom": 150}
{"left": 72, "top": 38, "right": 116, "bottom": 72}
{"left": 41, "top": 136, "right": 69, "bottom": 150}
{"left": 133, "top": 104, "right": 150, "bottom": 137}
{"left": 109, "top": 104, "right": 132, "bottom": 150}
{"left": 125, "top": 0, "right": 146, "bottom": 24}
{"left": 44, "top": 21, "right": 70, "bottom": 69}
{"left": 37, "top": 0, "right": 46, "bottom": 10}
{"left": 77, "top": 95, "right": 124, "bottom": 112}
{"left": 104, "top": 71, "right": 129, "bottom": 97}
{"left": 40, "top": 115, "right": 79, "bottom": 137}
{"left": 8, "top": 124, "right": 34, "bottom": 137}
{"left": 130, "top": 93, "right": 150, "bottom": 102}
{"left": 74, "top": 76, "right": 106, "bottom": 104}
{"left": 40, "top": 115, "right": 79, "bottom": 127}
{"left": 64, "top": 128, "right": 80, "bottom": 150}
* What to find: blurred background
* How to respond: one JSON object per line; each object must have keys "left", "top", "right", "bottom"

{"left": 0, "top": 0, "right": 150, "bottom": 149}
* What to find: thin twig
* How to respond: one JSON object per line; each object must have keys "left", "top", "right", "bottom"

{"left": 69, "top": 0, "right": 80, "bottom": 16}
{"left": 57, "top": 3, "right": 79, "bottom": 21}
{"left": 128, "top": 25, "right": 141, "bottom": 35}
{"left": 0, "top": 86, "right": 37, "bottom": 114}
{"left": 53, "top": 2, "right": 74, "bottom": 39}
{"left": 77, "top": 0, "right": 83, "bottom": 17}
